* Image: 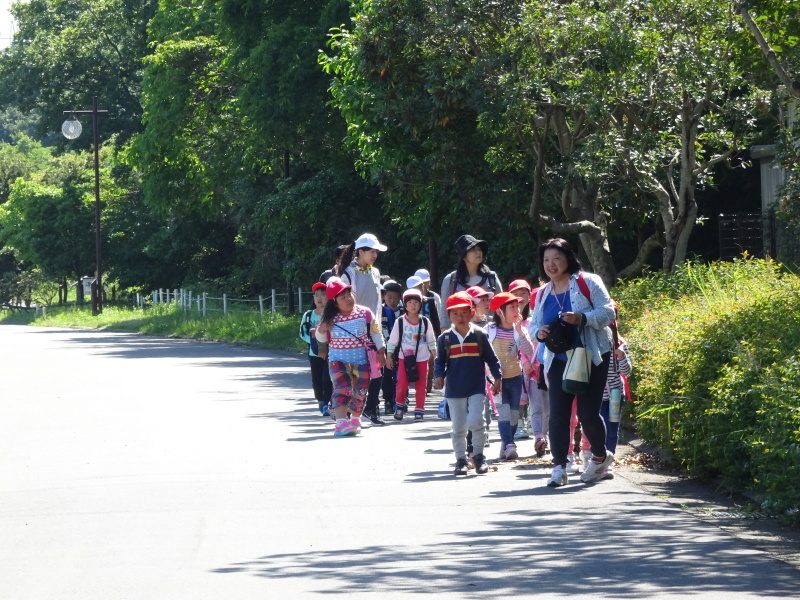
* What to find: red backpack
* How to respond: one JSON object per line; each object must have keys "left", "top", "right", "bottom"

{"left": 531, "top": 273, "right": 593, "bottom": 310}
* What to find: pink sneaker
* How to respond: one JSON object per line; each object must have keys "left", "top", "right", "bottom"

{"left": 349, "top": 418, "right": 362, "bottom": 434}
{"left": 334, "top": 421, "right": 357, "bottom": 437}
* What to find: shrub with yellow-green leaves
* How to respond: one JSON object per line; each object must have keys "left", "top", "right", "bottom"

{"left": 615, "top": 258, "right": 800, "bottom": 523}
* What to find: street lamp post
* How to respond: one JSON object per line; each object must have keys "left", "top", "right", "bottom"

{"left": 62, "top": 96, "right": 108, "bottom": 315}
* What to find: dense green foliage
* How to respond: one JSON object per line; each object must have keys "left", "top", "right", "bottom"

{"left": 0, "top": 0, "right": 797, "bottom": 298}
{"left": 616, "top": 258, "right": 800, "bottom": 522}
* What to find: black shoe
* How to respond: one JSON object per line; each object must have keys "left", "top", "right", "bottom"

{"left": 454, "top": 458, "right": 469, "bottom": 476}
{"left": 474, "top": 454, "right": 489, "bottom": 475}
{"left": 366, "top": 411, "right": 385, "bottom": 426}
{"left": 384, "top": 403, "right": 394, "bottom": 415}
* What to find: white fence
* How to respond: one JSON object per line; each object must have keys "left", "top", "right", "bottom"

{"left": 148, "top": 288, "right": 314, "bottom": 318}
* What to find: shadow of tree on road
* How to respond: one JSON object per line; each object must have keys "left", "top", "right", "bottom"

{"left": 210, "top": 504, "right": 800, "bottom": 596}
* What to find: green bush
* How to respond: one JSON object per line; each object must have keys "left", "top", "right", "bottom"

{"left": 615, "top": 258, "right": 800, "bottom": 523}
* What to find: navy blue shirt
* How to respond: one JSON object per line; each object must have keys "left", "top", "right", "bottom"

{"left": 542, "top": 290, "right": 571, "bottom": 362}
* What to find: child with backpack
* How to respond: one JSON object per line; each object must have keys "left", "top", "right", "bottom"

{"left": 385, "top": 289, "right": 437, "bottom": 422}
{"left": 434, "top": 292, "right": 502, "bottom": 476}
{"left": 487, "top": 292, "right": 535, "bottom": 460}
{"left": 298, "top": 282, "right": 333, "bottom": 415}
{"left": 316, "top": 277, "right": 386, "bottom": 437}
{"left": 409, "top": 269, "right": 442, "bottom": 394}
{"left": 367, "top": 280, "right": 404, "bottom": 424}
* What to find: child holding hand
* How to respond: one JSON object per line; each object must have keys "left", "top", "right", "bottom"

{"left": 386, "top": 289, "right": 437, "bottom": 422}
{"left": 434, "top": 292, "right": 502, "bottom": 476}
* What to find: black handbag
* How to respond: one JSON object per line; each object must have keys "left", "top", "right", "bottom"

{"left": 402, "top": 318, "right": 424, "bottom": 382}
{"left": 544, "top": 315, "right": 575, "bottom": 354}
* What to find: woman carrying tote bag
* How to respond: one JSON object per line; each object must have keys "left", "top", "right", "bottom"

{"left": 529, "top": 238, "right": 616, "bottom": 488}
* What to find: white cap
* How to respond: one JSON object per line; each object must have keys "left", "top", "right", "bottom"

{"left": 413, "top": 268, "right": 431, "bottom": 282}
{"left": 354, "top": 233, "right": 388, "bottom": 252}
{"left": 402, "top": 289, "right": 423, "bottom": 302}
{"left": 406, "top": 275, "right": 424, "bottom": 289}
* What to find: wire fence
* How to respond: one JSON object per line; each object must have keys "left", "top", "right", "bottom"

{"left": 147, "top": 288, "right": 314, "bottom": 318}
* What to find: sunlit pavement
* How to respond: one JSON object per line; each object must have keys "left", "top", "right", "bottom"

{"left": 1, "top": 324, "right": 797, "bottom": 599}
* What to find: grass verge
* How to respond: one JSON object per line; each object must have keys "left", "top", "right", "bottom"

{"left": 0, "top": 304, "right": 306, "bottom": 354}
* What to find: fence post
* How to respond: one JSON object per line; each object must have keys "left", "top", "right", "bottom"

{"left": 259, "top": 295, "right": 264, "bottom": 317}
{"left": 174, "top": 289, "right": 178, "bottom": 307}
{"left": 223, "top": 293, "right": 227, "bottom": 316}
{"left": 297, "top": 287, "right": 302, "bottom": 313}
{"left": 271, "top": 289, "right": 276, "bottom": 319}
{"left": 188, "top": 291, "right": 192, "bottom": 312}
{"left": 43, "top": 306, "right": 46, "bottom": 317}
{"left": 159, "top": 289, "right": 164, "bottom": 304}
{"left": 202, "top": 292, "right": 207, "bottom": 318}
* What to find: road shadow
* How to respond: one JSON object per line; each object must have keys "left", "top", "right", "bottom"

{"left": 210, "top": 504, "right": 800, "bottom": 595}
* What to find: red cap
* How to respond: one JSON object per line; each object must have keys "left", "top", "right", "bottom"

{"left": 489, "top": 291, "right": 522, "bottom": 314}
{"left": 311, "top": 282, "right": 327, "bottom": 292}
{"left": 508, "top": 279, "right": 531, "bottom": 293}
{"left": 325, "top": 277, "right": 352, "bottom": 300}
{"left": 465, "top": 285, "right": 493, "bottom": 302}
{"left": 446, "top": 292, "right": 474, "bottom": 312}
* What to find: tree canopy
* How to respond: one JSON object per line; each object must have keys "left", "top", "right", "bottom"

{"left": 0, "top": 0, "right": 796, "bottom": 300}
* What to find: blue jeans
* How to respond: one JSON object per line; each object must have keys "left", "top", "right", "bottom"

{"left": 600, "top": 400, "right": 621, "bottom": 454}
{"left": 497, "top": 374, "right": 522, "bottom": 447}
{"left": 547, "top": 353, "right": 610, "bottom": 466}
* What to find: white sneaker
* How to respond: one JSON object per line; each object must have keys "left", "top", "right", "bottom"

{"left": 547, "top": 464, "right": 568, "bottom": 487}
{"left": 566, "top": 453, "right": 581, "bottom": 474}
{"left": 580, "top": 450, "right": 592, "bottom": 466}
{"left": 601, "top": 465, "right": 615, "bottom": 480}
{"left": 581, "top": 451, "right": 615, "bottom": 483}
{"left": 514, "top": 426, "right": 529, "bottom": 440}
{"left": 504, "top": 443, "right": 519, "bottom": 460}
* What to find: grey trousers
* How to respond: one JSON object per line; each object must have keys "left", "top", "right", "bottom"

{"left": 449, "top": 394, "right": 487, "bottom": 459}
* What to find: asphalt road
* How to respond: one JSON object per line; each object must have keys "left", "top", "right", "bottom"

{"left": 1, "top": 324, "right": 798, "bottom": 599}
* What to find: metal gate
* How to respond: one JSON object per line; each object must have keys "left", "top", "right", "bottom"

{"left": 718, "top": 212, "right": 765, "bottom": 260}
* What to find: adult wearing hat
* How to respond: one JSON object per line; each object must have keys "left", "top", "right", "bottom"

{"left": 335, "top": 233, "right": 388, "bottom": 318}
{"left": 439, "top": 235, "right": 503, "bottom": 329}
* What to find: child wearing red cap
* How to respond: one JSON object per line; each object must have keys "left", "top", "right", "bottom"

{"left": 508, "top": 279, "right": 534, "bottom": 442}
{"left": 299, "top": 282, "right": 332, "bottom": 415}
{"left": 487, "top": 292, "right": 535, "bottom": 460}
{"left": 434, "top": 292, "right": 502, "bottom": 475}
{"left": 316, "top": 277, "right": 386, "bottom": 437}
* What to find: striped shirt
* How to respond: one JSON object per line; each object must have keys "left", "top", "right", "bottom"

{"left": 603, "top": 340, "right": 632, "bottom": 401}
{"left": 487, "top": 323, "right": 534, "bottom": 379}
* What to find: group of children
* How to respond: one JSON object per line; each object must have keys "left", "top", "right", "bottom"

{"left": 299, "top": 232, "right": 632, "bottom": 482}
